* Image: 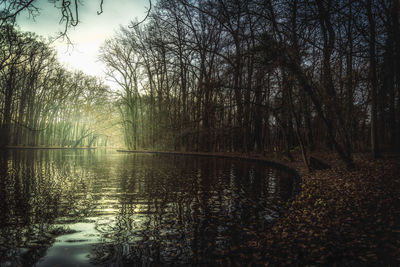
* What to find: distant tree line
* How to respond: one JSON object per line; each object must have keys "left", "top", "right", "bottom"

{"left": 0, "top": 25, "right": 112, "bottom": 148}
{"left": 100, "top": 0, "right": 399, "bottom": 169}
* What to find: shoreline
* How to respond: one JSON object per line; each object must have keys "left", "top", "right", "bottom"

{"left": 117, "top": 149, "right": 400, "bottom": 265}
{"left": 117, "top": 149, "right": 301, "bottom": 175}
{"left": 2, "top": 148, "right": 398, "bottom": 264}
{"left": 3, "top": 146, "right": 98, "bottom": 150}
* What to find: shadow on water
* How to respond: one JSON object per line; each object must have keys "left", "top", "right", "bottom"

{"left": 0, "top": 149, "right": 298, "bottom": 266}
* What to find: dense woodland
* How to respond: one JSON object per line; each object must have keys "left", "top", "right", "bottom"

{"left": 100, "top": 0, "right": 399, "bottom": 170}
{"left": 1, "top": 0, "right": 400, "bottom": 169}
{"left": 0, "top": 26, "right": 116, "bottom": 148}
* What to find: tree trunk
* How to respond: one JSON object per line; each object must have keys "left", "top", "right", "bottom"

{"left": 367, "top": 0, "right": 380, "bottom": 158}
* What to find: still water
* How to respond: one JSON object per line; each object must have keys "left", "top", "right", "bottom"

{"left": 0, "top": 149, "right": 298, "bottom": 266}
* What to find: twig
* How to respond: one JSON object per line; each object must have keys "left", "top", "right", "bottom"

{"left": 129, "top": 0, "right": 152, "bottom": 28}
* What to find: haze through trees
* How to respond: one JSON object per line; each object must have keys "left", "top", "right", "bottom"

{"left": 0, "top": 25, "right": 118, "bottom": 148}
{"left": 1, "top": 0, "right": 399, "bottom": 170}
{"left": 99, "top": 0, "right": 399, "bottom": 169}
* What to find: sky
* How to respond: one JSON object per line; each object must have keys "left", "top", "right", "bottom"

{"left": 17, "top": 0, "right": 149, "bottom": 83}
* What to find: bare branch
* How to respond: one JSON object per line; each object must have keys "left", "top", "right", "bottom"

{"left": 129, "top": 0, "right": 151, "bottom": 28}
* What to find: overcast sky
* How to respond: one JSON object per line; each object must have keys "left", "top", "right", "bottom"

{"left": 17, "top": 0, "right": 149, "bottom": 81}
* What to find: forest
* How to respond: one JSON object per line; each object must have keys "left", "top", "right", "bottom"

{"left": 1, "top": 0, "right": 400, "bottom": 266}
{"left": 1, "top": 0, "right": 399, "bottom": 170}
{"left": 0, "top": 26, "right": 117, "bottom": 148}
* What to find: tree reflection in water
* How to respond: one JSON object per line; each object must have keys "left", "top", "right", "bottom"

{"left": 0, "top": 150, "right": 297, "bottom": 266}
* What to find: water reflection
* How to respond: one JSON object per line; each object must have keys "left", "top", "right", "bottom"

{"left": 0, "top": 150, "right": 297, "bottom": 266}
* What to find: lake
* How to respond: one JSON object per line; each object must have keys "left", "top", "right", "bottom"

{"left": 0, "top": 149, "right": 299, "bottom": 266}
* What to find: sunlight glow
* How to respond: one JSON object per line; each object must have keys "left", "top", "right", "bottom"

{"left": 55, "top": 41, "right": 105, "bottom": 78}
{"left": 16, "top": 0, "right": 149, "bottom": 82}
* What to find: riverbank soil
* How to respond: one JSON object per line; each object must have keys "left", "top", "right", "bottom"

{"left": 244, "top": 152, "right": 400, "bottom": 266}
